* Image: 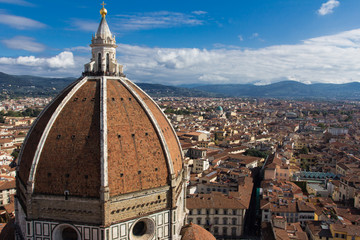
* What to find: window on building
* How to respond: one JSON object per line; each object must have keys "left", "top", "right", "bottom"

{"left": 189, "top": 210, "right": 192, "bottom": 215}
{"left": 223, "top": 218, "right": 228, "bottom": 224}
{"left": 232, "top": 218, "right": 237, "bottom": 225}
{"left": 214, "top": 218, "right": 219, "bottom": 224}
{"left": 233, "top": 210, "right": 236, "bottom": 215}
{"left": 62, "top": 227, "right": 78, "bottom": 240}
{"left": 188, "top": 218, "right": 193, "bottom": 223}
{"left": 215, "top": 209, "right": 219, "bottom": 214}
{"left": 231, "top": 227, "right": 237, "bottom": 236}
{"left": 98, "top": 53, "right": 102, "bottom": 71}
{"left": 223, "top": 227, "right": 228, "bottom": 236}
{"left": 197, "top": 218, "right": 201, "bottom": 225}
{"left": 106, "top": 53, "right": 109, "bottom": 72}
{"left": 224, "top": 209, "right": 228, "bottom": 215}
{"left": 206, "top": 209, "right": 210, "bottom": 215}
{"left": 214, "top": 227, "right": 218, "bottom": 234}
{"left": 27, "top": 223, "right": 31, "bottom": 235}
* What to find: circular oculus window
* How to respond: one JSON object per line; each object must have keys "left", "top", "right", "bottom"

{"left": 129, "top": 218, "right": 155, "bottom": 240}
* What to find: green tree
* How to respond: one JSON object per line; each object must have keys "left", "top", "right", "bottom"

{"left": 244, "top": 148, "right": 269, "bottom": 158}
{"left": 299, "top": 146, "right": 309, "bottom": 155}
{"left": 11, "top": 149, "right": 19, "bottom": 159}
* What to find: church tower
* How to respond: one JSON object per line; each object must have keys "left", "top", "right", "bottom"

{"left": 15, "top": 3, "right": 188, "bottom": 240}
{"left": 84, "top": 2, "right": 123, "bottom": 76}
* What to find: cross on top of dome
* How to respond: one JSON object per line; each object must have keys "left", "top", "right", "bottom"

{"left": 100, "top": 1, "right": 107, "bottom": 18}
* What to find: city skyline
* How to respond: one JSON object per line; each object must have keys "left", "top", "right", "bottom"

{"left": 1, "top": 0, "right": 360, "bottom": 85}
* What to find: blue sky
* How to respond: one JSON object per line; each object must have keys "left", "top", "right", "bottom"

{"left": 1, "top": 0, "right": 360, "bottom": 85}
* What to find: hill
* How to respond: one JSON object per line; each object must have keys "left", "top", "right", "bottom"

{"left": 2, "top": 72, "right": 360, "bottom": 99}
{"left": 136, "top": 83, "right": 222, "bottom": 97}
{"left": 0, "top": 72, "right": 75, "bottom": 98}
{"left": 191, "top": 81, "right": 360, "bottom": 100}
{"left": 0, "top": 72, "right": 221, "bottom": 98}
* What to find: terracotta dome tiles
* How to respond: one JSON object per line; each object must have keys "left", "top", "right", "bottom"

{"left": 18, "top": 80, "right": 79, "bottom": 186}
{"left": 107, "top": 79, "right": 170, "bottom": 196}
{"left": 181, "top": 223, "right": 216, "bottom": 240}
{"left": 126, "top": 80, "right": 183, "bottom": 176}
{"left": 34, "top": 80, "right": 101, "bottom": 197}
{"left": 18, "top": 77, "right": 183, "bottom": 199}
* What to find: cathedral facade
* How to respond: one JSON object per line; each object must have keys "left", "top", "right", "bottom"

{"left": 15, "top": 4, "right": 189, "bottom": 240}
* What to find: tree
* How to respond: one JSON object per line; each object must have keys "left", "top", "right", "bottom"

{"left": 244, "top": 148, "right": 269, "bottom": 158}
{"left": 299, "top": 146, "right": 309, "bottom": 155}
{"left": 11, "top": 149, "right": 19, "bottom": 160}
{"left": 317, "top": 123, "right": 326, "bottom": 130}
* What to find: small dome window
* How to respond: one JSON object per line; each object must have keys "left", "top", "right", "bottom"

{"left": 130, "top": 218, "right": 155, "bottom": 240}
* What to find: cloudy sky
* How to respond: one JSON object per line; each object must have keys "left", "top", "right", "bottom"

{"left": 1, "top": 0, "right": 360, "bottom": 85}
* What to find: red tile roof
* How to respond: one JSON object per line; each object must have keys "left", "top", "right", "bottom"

{"left": 181, "top": 223, "right": 216, "bottom": 240}
{"left": 18, "top": 77, "right": 183, "bottom": 198}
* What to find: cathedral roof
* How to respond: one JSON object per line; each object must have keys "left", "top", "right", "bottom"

{"left": 15, "top": 4, "right": 188, "bottom": 238}
{"left": 17, "top": 77, "right": 183, "bottom": 198}
{"left": 17, "top": 3, "right": 183, "bottom": 199}
{"left": 181, "top": 223, "right": 216, "bottom": 240}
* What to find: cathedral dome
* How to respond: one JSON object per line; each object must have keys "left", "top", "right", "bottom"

{"left": 17, "top": 77, "right": 183, "bottom": 198}
{"left": 181, "top": 223, "right": 216, "bottom": 240}
{"left": 15, "top": 4, "right": 187, "bottom": 239}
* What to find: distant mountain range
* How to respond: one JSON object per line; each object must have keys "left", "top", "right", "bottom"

{"left": 189, "top": 81, "right": 360, "bottom": 99}
{"left": 0, "top": 72, "right": 220, "bottom": 98}
{"left": 1, "top": 71, "right": 360, "bottom": 99}
{"left": 0, "top": 72, "right": 75, "bottom": 98}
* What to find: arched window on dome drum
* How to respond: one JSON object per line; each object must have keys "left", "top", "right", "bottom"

{"left": 106, "top": 53, "right": 110, "bottom": 72}
{"left": 98, "top": 53, "right": 102, "bottom": 72}
{"left": 62, "top": 227, "right": 77, "bottom": 240}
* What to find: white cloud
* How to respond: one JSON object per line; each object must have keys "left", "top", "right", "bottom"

{"left": 0, "top": 51, "right": 75, "bottom": 69}
{"left": 72, "top": 11, "right": 206, "bottom": 33}
{"left": 238, "top": 35, "right": 244, "bottom": 41}
{"left": 65, "top": 46, "right": 91, "bottom": 52}
{"left": 112, "top": 11, "right": 204, "bottom": 31}
{"left": 199, "top": 74, "right": 229, "bottom": 82}
{"left": 317, "top": 0, "right": 340, "bottom": 16}
{"left": 3, "top": 28, "right": 360, "bottom": 85}
{"left": 0, "top": 0, "right": 33, "bottom": 6}
{"left": 0, "top": 14, "right": 46, "bottom": 30}
{"left": 47, "top": 52, "right": 75, "bottom": 68}
{"left": 2, "top": 36, "right": 45, "bottom": 52}
{"left": 115, "top": 28, "right": 360, "bottom": 85}
{"left": 192, "top": 11, "right": 207, "bottom": 15}
{"left": 303, "top": 29, "right": 360, "bottom": 47}
{"left": 71, "top": 19, "right": 98, "bottom": 32}
{"left": 249, "top": 32, "right": 264, "bottom": 41}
